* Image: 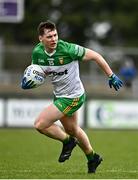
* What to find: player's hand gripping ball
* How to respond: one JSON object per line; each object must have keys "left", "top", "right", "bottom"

{"left": 21, "top": 64, "right": 46, "bottom": 89}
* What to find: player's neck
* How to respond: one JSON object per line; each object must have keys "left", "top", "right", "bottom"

{"left": 45, "top": 47, "right": 55, "bottom": 54}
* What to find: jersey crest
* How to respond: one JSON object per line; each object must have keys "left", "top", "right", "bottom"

{"left": 59, "top": 57, "right": 64, "bottom": 65}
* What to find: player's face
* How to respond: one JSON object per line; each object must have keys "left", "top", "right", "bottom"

{"left": 39, "top": 29, "right": 58, "bottom": 53}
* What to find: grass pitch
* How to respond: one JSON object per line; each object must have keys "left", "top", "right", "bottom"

{"left": 0, "top": 128, "right": 138, "bottom": 179}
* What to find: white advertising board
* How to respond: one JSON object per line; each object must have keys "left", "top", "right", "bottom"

{"left": 0, "top": 99, "right": 4, "bottom": 126}
{"left": 7, "top": 99, "right": 84, "bottom": 127}
{"left": 7, "top": 99, "right": 52, "bottom": 127}
{"left": 87, "top": 100, "right": 138, "bottom": 129}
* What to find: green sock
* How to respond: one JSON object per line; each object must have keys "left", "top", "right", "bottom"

{"left": 86, "top": 151, "right": 95, "bottom": 161}
{"left": 62, "top": 135, "right": 70, "bottom": 144}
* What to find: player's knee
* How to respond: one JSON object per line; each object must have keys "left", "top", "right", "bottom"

{"left": 66, "top": 126, "right": 79, "bottom": 136}
{"left": 34, "top": 119, "right": 45, "bottom": 131}
{"left": 34, "top": 121, "right": 40, "bottom": 131}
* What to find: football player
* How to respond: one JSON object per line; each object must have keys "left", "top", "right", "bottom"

{"left": 21, "top": 20, "right": 123, "bottom": 173}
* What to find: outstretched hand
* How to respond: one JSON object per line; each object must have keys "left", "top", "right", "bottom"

{"left": 108, "top": 74, "right": 123, "bottom": 91}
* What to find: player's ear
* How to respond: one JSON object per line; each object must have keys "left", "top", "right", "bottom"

{"left": 39, "top": 36, "right": 42, "bottom": 42}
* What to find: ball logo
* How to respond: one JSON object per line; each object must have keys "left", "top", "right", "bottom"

{"left": 25, "top": 66, "right": 33, "bottom": 77}
{"left": 34, "top": 75, "right": 43, "bottom": 82}
{"left": 33, "top": 70, "right": 46, "bottom": 78}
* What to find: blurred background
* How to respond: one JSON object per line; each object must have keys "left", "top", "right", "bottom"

{"left": 0, "top": 0, "right": 138, "bottom": 129}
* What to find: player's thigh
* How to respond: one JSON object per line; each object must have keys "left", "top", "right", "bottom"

{"left": 35, "top": 103, "right": 64, "bottom": 129}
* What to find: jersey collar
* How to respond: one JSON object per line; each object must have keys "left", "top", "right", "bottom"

{"left": 44, "top": 49, "right": 56, "bottom": 57}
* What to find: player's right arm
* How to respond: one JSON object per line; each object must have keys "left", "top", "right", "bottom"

{"left": 21, "top": 48, "right": 39, "bottom": 89}
{"left": 31, "top": 49, "right": 38, "bottom": 64}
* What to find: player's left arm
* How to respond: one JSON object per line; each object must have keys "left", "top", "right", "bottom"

{"left": 82, "top": 48, "right": 123, "bottom": 91}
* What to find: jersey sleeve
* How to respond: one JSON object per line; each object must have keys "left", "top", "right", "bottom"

{"left": 67, "top": 42, "right": 86, "bottom": 61}
{"left": 31, "top": 50, "right": 38, "bottom": 64}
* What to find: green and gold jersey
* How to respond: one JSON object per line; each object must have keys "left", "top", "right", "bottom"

{"left": 32, "top": 39, "right": 86, "bottom": 98}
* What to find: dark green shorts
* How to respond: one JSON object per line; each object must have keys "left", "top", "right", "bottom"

{"left": 53, "top": 94, "right": 86, "bottom": 116}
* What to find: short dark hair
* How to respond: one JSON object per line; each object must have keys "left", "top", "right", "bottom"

{"left": 37, "top": 20, "right": 56, "bottom": 36}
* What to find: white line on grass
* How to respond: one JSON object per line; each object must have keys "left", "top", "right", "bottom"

{"left": 0, "top": 169, "right": 138, "bottom": 173}
{"left": 100, "top": 169, "right": 138, "bottom": 173}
